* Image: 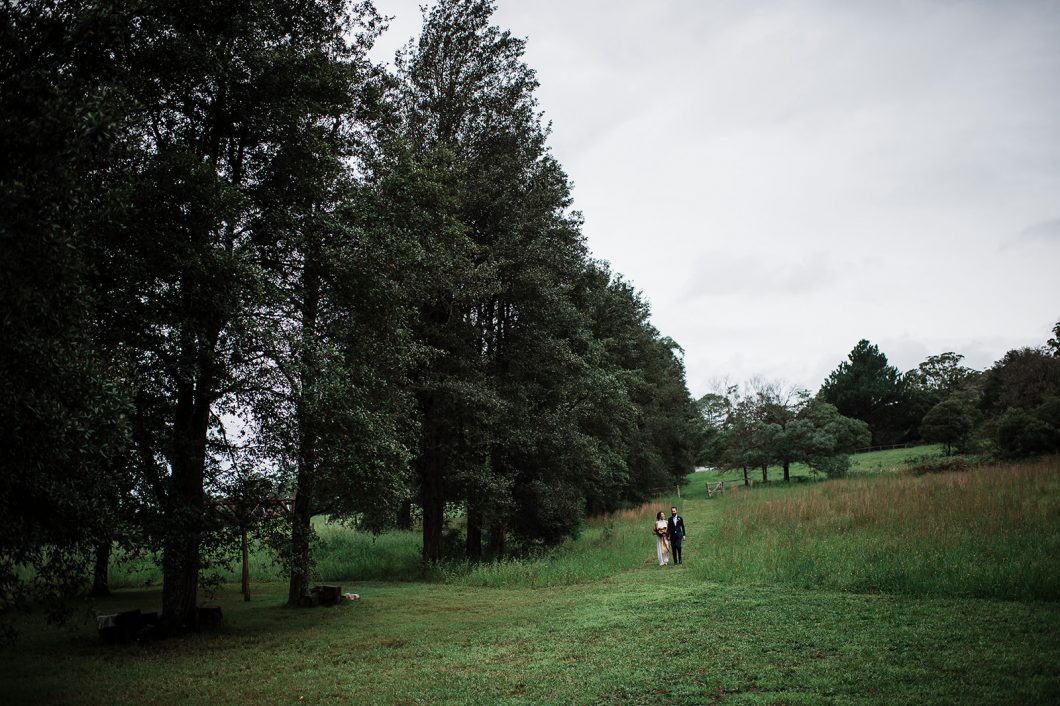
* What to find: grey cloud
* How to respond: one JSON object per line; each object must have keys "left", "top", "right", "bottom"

{"left": 1019, "top": 218, "right": 1060, "bottom": 242}
{"left": 998, "top": 218, "right": 1060, "bottom": 251}
{"left": 682, "top": 252, "right": 841, "bottom": 299}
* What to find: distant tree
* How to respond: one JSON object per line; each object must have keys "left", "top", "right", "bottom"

{"left": 754, "top": 381, "right": 810, "bottom": 482}
{"left": 996, "top": 409, "right": 1060, "bottom": 457}
{"left": 920, "top": 396, "right": 976, "bottom": 455}
{"left": 972, "top": 324, "right": 1060, "bottom": 457}
{"left": 695, "top": 392, "right": 732, "bottom": 466}
{"left": 903, "top": 353, "right": 981, "bottom": 442}
{"left": 698, "top": 392, "right": 732, "bottom": 430}
{"left": 797, "top": 400, "right": 871, "bottom": 478}
{"left": 980, "top": 348, "right": 1060, "bottom": 414}
{"left": 1047, "top": 322, "right": 1060, "bottom": 357}
{"left": 819, "top": 340, "right": 910, "bottom": 444}
{"left": 1034, "top": 396, "right": 1060, "bottom": 430}
{"left": 907, "top": 352, "right": 977, "bottom": 393}
{"left": 706, "top": 381, "right": 867, "bottom": 483}
{"left": 908, "top": 352, "right": 977, "bottom": 395}
{"left": 720, "top": 397, "right": 771, "bottom": 484}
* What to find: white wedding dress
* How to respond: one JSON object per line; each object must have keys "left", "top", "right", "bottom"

{"left": 655, "top": 519, "right": 671, "bottom": 566}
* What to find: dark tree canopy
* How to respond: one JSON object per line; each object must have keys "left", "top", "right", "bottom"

{"left": 920, "top": 396, "right": 977, "bottom": 455}
{"left": 0, "top": 0, "right": 703, "bottom": 638}
{"left": 819, "top": 339, "right": 910, "bottom": 444}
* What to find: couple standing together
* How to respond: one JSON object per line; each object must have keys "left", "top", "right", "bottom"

{"left": 654, "top": 506, "right": 686, "bottom": 566}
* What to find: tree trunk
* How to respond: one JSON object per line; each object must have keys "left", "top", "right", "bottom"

{"left": 783, "top": 461, "right": 790, "bottom": 482}
{"left": 288, "top": 260, "right": 320, "bottom": 607}
{"left": 487, "top": 521, "right": 506, "bottom": 557}
{"left": 287, "top": 480, "right": 314, "bottom": 606}
{"left": 89, "top": 541, "right": 111, "bottom": 597}
{"left": 465, "top": 502, "right": 482, "bottom": 560}
{"left": 420, "top": 443, "right": 444, "bottom": 562}
{"left": 241, "top": 529, "right": 250, "bottom": 602}
{"left": 397, "top": 500, "right": 413, "bottom": 530}
{"left": 742, "top": 466, "right": 749, "bottom": 486}
{"left": 162, "top": 378, "right": 210, "bottom": 629}
{"left": 287, "top": 414, "right": 318, "bottom": 605}
{"left": 761, "top": 464, "right": 768, "bottom": 482}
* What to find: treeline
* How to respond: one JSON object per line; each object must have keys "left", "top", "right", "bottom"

{"left": 818, "top": 329, "right": 1060, "bottom": 456}
{"left": 699, "top": 324, "right": 1060, "bottom": 477}
{"left": 0, "top": 0, "right": 700, "bottom": 633}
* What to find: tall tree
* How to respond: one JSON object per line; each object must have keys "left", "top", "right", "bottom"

{"left": 392, "top": 0, "right": 584, "bottom": 558}
{"left": 907, "top": 352, "right": 977, "bottom": 394}
{"left": 0, "top": 0, "right": 134, "bottom": 636}
{"left": 392, "top": 0, "right": 700, "bottom": 556}
{"left": 819, "top": 339, "right": 908, "bottom": 444}
{"left": 239, "top": 4, "right": 421, "bottom": 605}
{"left": 753, "top": 381, "right": 809, "bottom": 482}
{"left": 93, "top": 0, "right": 391, "bottom": 627}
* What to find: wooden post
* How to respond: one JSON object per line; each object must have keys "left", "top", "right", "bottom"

{"left": 241, "top": 528, "right": 250, "bottom": 602}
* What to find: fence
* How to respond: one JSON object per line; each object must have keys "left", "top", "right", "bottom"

{"left": 645, "top": 485, "right": 683, "bottom": 499}
{"left": 852, "top": 442, "right": 920, "bottom": 454}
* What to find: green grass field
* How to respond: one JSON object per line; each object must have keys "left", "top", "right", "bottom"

{"left": 3, "top": 448, "right": 1058, "bottom": 704}
{"left": 698, "top": 444, "right": 952, "bottom": 486}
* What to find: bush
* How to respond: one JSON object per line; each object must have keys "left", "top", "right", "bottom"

{"left": 908, "top": 457, "right": 972, "bottom": 475}
{"left": 809, "top": 454, "right": 851, "bottom": 478}
{"left": 920, "top": 396, "right": 975, "bottom": 454}
{"left": 997, "top": 409, "right": 1060, "bottom": 457}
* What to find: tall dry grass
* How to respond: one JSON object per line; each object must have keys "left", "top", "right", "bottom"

{"left": 693, "top": 457, "right": 1060, "bottom": 600}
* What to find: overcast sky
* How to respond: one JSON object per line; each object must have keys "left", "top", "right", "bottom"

{"left": 370, "top": 0, "right": 1060, "bottom": 397}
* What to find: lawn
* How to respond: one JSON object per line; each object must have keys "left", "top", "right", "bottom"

{"left": 3, "top": 453, "right": 1058, "bottom": 704}
{"left": 5, "top": 571, "right": 1057, "bottom": 704}
{"left": 693, "top": 443, "right": 950, "bottom": 487}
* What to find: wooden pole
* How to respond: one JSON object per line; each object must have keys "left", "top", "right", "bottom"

{"left": 241, "top": 528, "right": 250, "bottom": 602}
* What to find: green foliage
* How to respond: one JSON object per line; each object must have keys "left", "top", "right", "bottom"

{"left": 1047, "top": 321, "right": 1060, "bottom": 357}
{"left": 819, "top": 339, "right": 915, "bottom": 444}
{"left": 0, "top": 0, "right": 138, "bottom": 637}
{"left": 2, "top": 0, "right": 704, "bottom": 633}
{"left": 996, "top": 409, "right": 1060, "bottom": 457}
{"left": 977, "top": 331, "right": 1060, "bottom": 457}
{"left": 906, "top": 352, "right": 978, "bottom": 393}
{"left": 981, "top": 346, "right": 1060, "bottom": 414}
{"left": 391, "top": 0, "right": 699, "bottom": 558}
{"left": 702, "top": 383, "right": 868, "bottom": 482}
{"left": 920, "top": 395, "right": 977, "bottom": 454}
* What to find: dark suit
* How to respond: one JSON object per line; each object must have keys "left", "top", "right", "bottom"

{"left": 667, "top": 514, "right": 686, "bottom": 564}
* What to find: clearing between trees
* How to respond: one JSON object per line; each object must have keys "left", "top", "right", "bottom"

{"left": 3, "top": 451, "right": 1057, "bottom": 704}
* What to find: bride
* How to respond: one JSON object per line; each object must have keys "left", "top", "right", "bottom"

{"left": 654, "top": 511, "right": 671, "bottom": 566}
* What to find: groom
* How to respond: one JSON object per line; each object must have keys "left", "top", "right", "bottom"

{"left": 667, "top": 506, "right": 686, "bottom": 564}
